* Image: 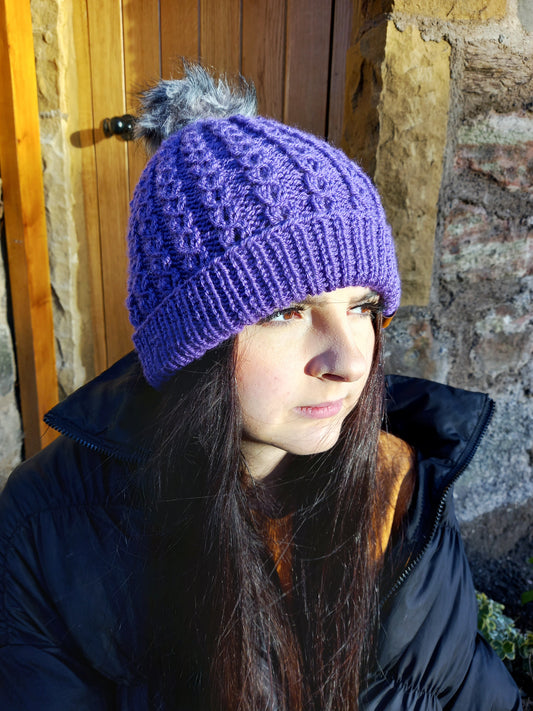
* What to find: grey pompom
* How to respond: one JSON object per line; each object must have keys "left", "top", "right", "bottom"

{"left": 135, "top": 62, "right": 258, "bottom": 155}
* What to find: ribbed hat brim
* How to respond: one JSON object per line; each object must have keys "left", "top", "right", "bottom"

{"left": 134, "top": 212, "right": 400, "bottom": 388}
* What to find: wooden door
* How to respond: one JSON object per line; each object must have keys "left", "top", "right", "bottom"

{"left": 78, "top": 0, "right": 352, "bottom": 375}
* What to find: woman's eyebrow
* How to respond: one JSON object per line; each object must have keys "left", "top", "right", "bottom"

{"left": 353, "top": 290, "right": 380, "bottom": 303}
{"left": 296, "top": 290, "right": 380, "bottom": 308}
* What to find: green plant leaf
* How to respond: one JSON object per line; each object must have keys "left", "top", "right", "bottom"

{"left": 521, "top": 590, "right": 533, "bottom": 605}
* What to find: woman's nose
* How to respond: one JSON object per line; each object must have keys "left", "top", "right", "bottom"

{"left": 305, "top": 325, "right": 372, "bottom": 382}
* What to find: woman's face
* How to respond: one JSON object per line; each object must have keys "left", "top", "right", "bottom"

{"left": 235, "top": 286, "right": 378, "bottom": 479}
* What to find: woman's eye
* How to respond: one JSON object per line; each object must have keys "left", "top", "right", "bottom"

{"left": 262, "top": 308, "right": 304, "bottom": 323}
{"left": 350, "top": 302, "right": 380, "bottom": 318}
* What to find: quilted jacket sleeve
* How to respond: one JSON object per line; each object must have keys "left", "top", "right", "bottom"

{"left": 0, "top": 439, "right": 145, "bottom": 711}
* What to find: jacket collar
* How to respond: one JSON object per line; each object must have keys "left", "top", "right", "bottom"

{"left": 385, "top": 373, "right": 493, "bottom": 480}
{"left": 385, "top": 373, "right": 494, "bottom": 539}
{"left": 45, "top": 353, "right": 493, "bottom": 493}
{"left": 45, "top": 352, "right": 161, "bottom": 465}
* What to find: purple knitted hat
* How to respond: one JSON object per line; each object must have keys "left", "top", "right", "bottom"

{"left": 127, "top": 69, "right": 400, "bottom": 388}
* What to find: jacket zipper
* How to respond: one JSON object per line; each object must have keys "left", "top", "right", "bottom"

{"left": 43, "top": 411, "right": 146, "bottom": 466}
{"left": 381, "top": 395, "right": 495, "bottom": 608}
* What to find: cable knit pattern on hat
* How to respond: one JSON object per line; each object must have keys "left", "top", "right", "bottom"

{"left": 127, "top": 114, "right": 400, "bottom": 387}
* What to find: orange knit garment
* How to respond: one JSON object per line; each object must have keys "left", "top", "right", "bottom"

{"left": 261, "top": 431, "right": 416, "bottom": 594}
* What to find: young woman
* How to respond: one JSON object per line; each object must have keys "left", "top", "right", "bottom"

{"left": 0, "top": 65, "right": 522, "bottom": 710}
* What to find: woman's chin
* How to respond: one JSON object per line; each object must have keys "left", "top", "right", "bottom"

{"left": 287, "top": 427, "right": 343, "bottom": 456}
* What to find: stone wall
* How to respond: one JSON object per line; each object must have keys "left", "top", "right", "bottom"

{"left": 343, "top": 0, "right": 532, "bottom": 608}
{"left": 30, "top": 0, "right": 93, "bottom": 400}
{"left": 0, "top": 179, "right": 22, "bottom": 486}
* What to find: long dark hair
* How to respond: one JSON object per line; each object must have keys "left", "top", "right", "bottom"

{"left": 147, "top": 315, "right": 390, "bottom": 710}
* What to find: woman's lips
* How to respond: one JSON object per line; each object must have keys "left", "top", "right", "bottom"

{"left": 294, "top": 399, "right": 344, "bottom": 419}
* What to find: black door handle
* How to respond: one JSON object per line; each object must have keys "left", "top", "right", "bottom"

{"left": 102, "top": 114, "right": 136, "bottom": 141}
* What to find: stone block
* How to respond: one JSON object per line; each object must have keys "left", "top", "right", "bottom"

{"left": 518, "top": 0, "right": 533, "bottom": 33}
{"left": 456, "top": 113, "right": 533, "bottom": 194}
{"left": 352, "top": 0, "right": 506, "bottom": 31}
{"left": 37, "top": 113, "right": 88, "bottom": 397}
{"left": 31, "top": 0, "right": 61, "bottom": 114}
{"left": 384, "top": 311, "right": 451, "bottom": 383}
{"left": 0, "top": 390, "right": 22, "bottom": 488}
{"left": 461, "top": 42, "right": 533, "bottom": 119}
{"left": 392, "top": 0, "right": 506, "bottom": 20}
{"left": 375, "top": 22, "right": 450, "bottom": 305}
{"left": 344, "top": 22, "right": 451, "bottom": 305}
{"left": 0, "top": 324, "right": 15, "bottom": 397}
{"left": 343, "top": 23, "right": 387, "bottom": 176}
{"left": 30, "top": 0, "right": 59, "bottom": 29}
{"left": 28, "top": 0, "right": 91, "bottom": 398}
{"left": 454, "top": 382, "right": 533, "bottom": 522}
{"left": 441, "top": 201, "right": 531, "bottom": 283}
{"left": 351, "top": 0, "right": 392, "bottom": 41}
{"left": 0, "top": 203, "right": 22, "bottom": 482}
{"left": 456, "top": 141, "right": 533, "bottom": 195}
{"left": 469, "top": 300, "right": 531, "bottom": 382}
{"left": 442, "top": 113, "right": 533, "bottom": 290}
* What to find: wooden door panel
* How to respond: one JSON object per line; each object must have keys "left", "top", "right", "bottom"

{"left": 284, "top": 0, "right": 333, "bottom": 136}
{"left": 328, "top": 0, "right": 352, "bottom": 145}
{"left": 73, "top": 0, "right": 107, "bottom": 375}
{"left": 201, "top": 0, "right": 241, "bottom": 74}
{"left": 242, "top": 0, "right": 286, "bottom": 120}
{"left": 86, "top": 0, "right": 132, "bottom": 367}
{"left": 161, "top": 0, "right": 199, "bottom": 76}
{"left": 124, "top": 0, "right": 161, "bottom": 194}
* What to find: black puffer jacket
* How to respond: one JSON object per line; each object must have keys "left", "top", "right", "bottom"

{"left": 0, "top": 353, "right": 522, "bottom": 709}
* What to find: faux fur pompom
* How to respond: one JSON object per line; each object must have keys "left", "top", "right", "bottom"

{"left": 135, "top": 62, "right": 258, "bottom": 155}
